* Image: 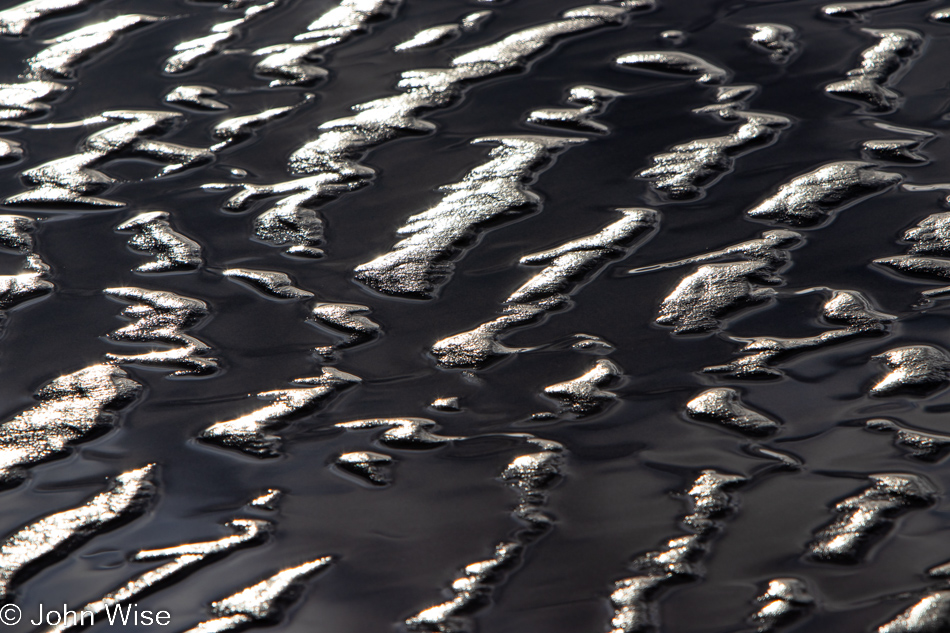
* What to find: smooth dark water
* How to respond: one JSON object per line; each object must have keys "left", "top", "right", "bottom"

{"left": 4, "top": 0, "right": 950, "bottom": 631}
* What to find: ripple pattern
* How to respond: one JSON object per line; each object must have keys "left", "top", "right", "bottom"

{"left": 4, "top": 0, "right": 950, "bottom": 631}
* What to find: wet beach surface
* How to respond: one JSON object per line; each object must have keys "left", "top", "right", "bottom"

{"left": 4, "top": 0, "right": 950, "bottom": 631}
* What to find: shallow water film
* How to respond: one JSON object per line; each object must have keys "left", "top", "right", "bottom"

{"left": 8, "top": 0, "right": 950, "bottom": 631}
